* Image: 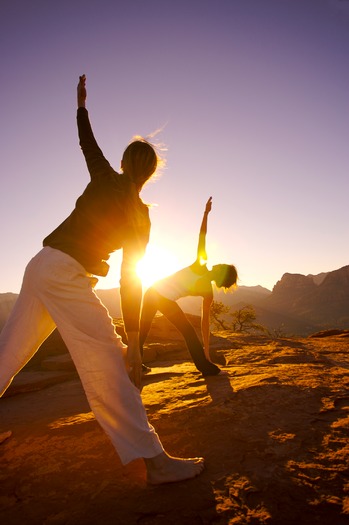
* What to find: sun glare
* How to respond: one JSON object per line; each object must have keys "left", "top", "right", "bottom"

{"left": 137, "top": 245, "right": 180, "bottom": 289}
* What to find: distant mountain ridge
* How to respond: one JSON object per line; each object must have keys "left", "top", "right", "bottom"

{"left": 212, "top": 265, "right": 349, "bottom": 335}
{"left": 262, "top": 265, "right": 349, "bottom": 334}
{"left": 1, "top": 265, "right": 348, "bottom": 336}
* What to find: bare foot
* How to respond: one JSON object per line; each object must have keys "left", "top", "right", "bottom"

{"left": 144, "top": 451, "right": 205, "bottom": 485}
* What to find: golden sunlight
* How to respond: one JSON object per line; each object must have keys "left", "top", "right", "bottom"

{"left": 137, "top": 245, "right": 180, "bottom": 289}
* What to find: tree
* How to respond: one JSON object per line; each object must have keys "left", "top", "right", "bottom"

{"left": 210, "top": 301, "right": 231, "bottom": 330}
{"left": 230, "top": 305, "right": 266, "bottom": 333}
{"left": 210, "top": 301, "right": 267, "bottom": 334}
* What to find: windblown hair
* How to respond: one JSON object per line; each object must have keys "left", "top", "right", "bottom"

{"left": 121, "top": 136, "right": 165, "bottom": 188}
{"left": 214, "top": 264, "right": 238, "bottom": 290}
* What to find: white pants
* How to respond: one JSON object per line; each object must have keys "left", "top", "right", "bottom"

{"left": 0, "top": 247, "right": 163, "bottom": 464}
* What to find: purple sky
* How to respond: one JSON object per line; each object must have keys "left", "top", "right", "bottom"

{"left": 1, "top": 0, "right": 348, "bottom": 293}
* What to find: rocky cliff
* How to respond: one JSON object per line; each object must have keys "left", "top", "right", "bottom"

{"left": 261, "top": 265, "right": 349, "bottom": 334}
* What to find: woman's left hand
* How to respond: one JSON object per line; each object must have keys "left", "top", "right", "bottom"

{"left": 77, "top": 74, "right": 87, "bottom": 108}
{"left": 205, "top": 196, "right": 212, "bottom": 214}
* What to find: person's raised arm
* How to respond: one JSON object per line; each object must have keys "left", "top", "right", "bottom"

{"left": 196, "top": 197, "right": 212, "bottom": 264}
{"left": 76, "top": 74, "right": 113, "bottom": 180}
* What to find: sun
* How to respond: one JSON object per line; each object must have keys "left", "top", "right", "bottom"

{"left": 137, "top": 245, "right": 180, "bottom": 289}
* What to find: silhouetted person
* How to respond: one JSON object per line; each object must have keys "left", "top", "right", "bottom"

{"left": 0, "top": 75, "right": 204, "bottom": 484}
{"left": 140, "top": 197, "right": 237, "bottom": 375}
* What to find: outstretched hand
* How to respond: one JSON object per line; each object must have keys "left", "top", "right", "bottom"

{"left": 205, "top": 196, "right": 212, "bottom": 214}
{"left": 77, "top": 74, "right": 86, "bottom": 108}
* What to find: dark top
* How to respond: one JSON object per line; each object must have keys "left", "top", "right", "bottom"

{"left": 43, "top": 107, "right": 150, "bottom": 331}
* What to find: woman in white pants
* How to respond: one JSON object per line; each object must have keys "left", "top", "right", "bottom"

{"left": 0, "top": 75, "right": 204, "bottom": 484}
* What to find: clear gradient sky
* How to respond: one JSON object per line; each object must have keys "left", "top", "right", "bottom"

{"left": 1, "top": 0, "right": 348, "bottom": 294}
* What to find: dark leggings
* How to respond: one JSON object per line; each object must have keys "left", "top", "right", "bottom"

{"left": 139, "top": 288, "right": 220, "bottom": 376}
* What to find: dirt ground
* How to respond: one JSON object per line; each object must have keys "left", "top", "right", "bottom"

{"left": 1, "top": 332, "right": 349, "bottom": 524}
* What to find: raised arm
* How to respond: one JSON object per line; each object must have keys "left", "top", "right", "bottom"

{"left": 196, "top": 197, "right": 212, "bottom": 264}
{"left": 76, "top": 74, "right": 113, "bottom": 180}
